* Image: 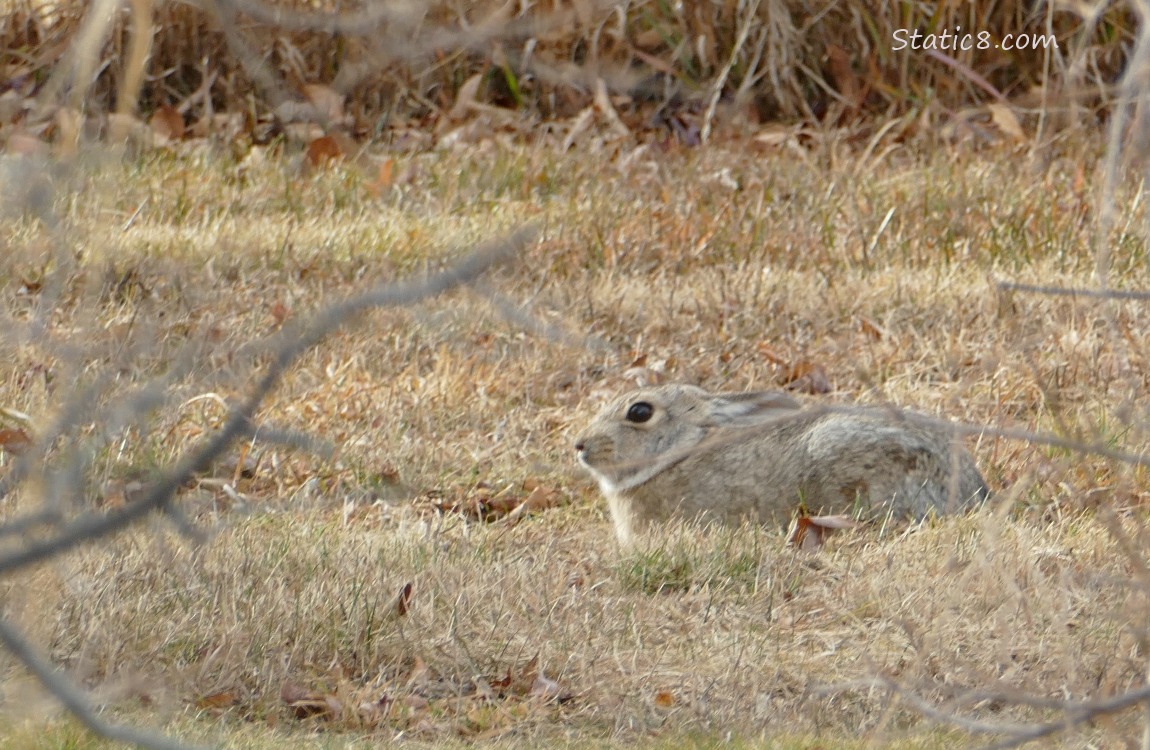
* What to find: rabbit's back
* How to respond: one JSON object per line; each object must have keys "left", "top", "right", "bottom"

{"left": 799, "top": 408, "right": 989, "bottom": 518}
{"left": 575, "top": 384, "right": 989, "bottom": 545}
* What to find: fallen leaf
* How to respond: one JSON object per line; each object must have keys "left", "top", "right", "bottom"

{"left": 754, "top": 124, "right": 792, "bottom": 148}
{"left": 393, "top": 582, "right": 413, "bottom": 618}
{"left": 281, "top": 679, "right": 340, "bottom": 720}
{"left": 269, "top": 300, "right": 290, "bottom": 326}
{"left": 988, "top": 103, "right": 1026, "bottom": 141}
{"left": 782, "top": 360, "right": 831, "bottom": 394}
{"left": 858, "top": 316, "right": 884, "bottom": 340}
{"left": 149, "top": 105, "right": 185, "bottom": 141}
{"left": 302, "top": 83, "right": 346, "bottom": 124}
{"left": 826, "top": 45, "right": 862, "bottom": 111}
{"left": 196, "top": 689, "right": 240, "bottom": 709}
{"left": 503, "top": 485, "right": 563, "bottom": 525}
{"left": 529, "top": 673, "right": 563, "bottom": 701}
{"left": 756, "top": 342, "right": 786, "bottom": 365}
{"left": 366, "top": 158, "right": 394, "bottom": 197}
{"left": 0, "top": 428, "right": 32, "bottom": 455}
{"left": 449, "top": 74, "right": 483, "bottom": 120}
{"left": 306, "top": 135, "right": 343, "bottom": 167}
{"left": 787, "top": 514, "right": 857, "bottom": 550}
{"left": 280, "top": 680, "right": 310, "bottom": 705}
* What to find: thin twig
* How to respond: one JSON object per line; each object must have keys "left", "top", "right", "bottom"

{"left": 998, "top": 281, "right": 1150, "bottom": 301}
{"left": 0, "top": 617, "right": 206, "bottom": 750}
{"left": 0, "top": 226, "right": 536, "bottom": 575}
{"left": 822, "top": 675, "right": 1150, "bottom": 749}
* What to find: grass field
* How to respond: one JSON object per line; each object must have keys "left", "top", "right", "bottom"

{"left": 2, "top": 131, "right": 1150, "bottom": 747}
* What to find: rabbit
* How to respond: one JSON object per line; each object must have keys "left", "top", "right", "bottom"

{"left": 574, "top": 384, "right": 990, "bottom": 547}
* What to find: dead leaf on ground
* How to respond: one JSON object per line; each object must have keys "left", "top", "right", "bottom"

{"left": 0, "top": 427, "right": 32, "bottom": 455}
{"left": 449, "top": 74, "right": 483, "bottom": 120}
{"left": 756, "top": 342, "right": 787, "bottom": 365}
{"left": 269, "top": 300, "right": 291, "bottom": 327}
{"left": 196, "top": 689, "right": 241, "bottom": 710}
{"left": 529, "top": 673, "right": 564, "bottom": 701}
{"left": 858, "top": 316, "right": 884, "bottom": 340}
{"left": 365, "top": 158, "right": 394, "bottom": 198}
{"left": 306, "top": 135, "right": 343, "bottom": 167}
{"left": 422, "top": 481, "right": 561, "bottom": 523}
{"left": 149, "top": 105, "right": 185, "bottom": 142}
{"left": 988, "top": 103, "right": 1026, "bottom": 142}
{"left": 825, "top": 45, "right": 862, "bottom": 112}
{"left": 281, "top": 680, "right": 340, "bottom": 720}
{"left": 392, "top": 582, "right": 413, "bottom": 618}
{"left": 302, "top": 83, "right": 346, "bottom": 124}
{"left": 99, "top": 478, "right": 145, "bottom": 508}
{"left": 787, "top": 514, "right": 857, "bottom": 550}
{"left": 503, "top": 485, "right": 563, "bottom": 525}
{"left": 782, "top": 360, "right": 831, "bottom": 394}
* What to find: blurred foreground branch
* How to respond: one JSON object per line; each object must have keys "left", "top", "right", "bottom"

{"left": 0, "top": 223, "right": 537, "bottom": 748}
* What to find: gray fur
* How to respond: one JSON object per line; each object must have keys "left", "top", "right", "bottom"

{"left": 574, "top": 384, "right": 990, "bottom": 546}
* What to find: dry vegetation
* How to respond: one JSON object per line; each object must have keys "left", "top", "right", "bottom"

{"left": 4, "top": 0, "right": 1150, "bottom": 748}
{"left": 0, "top": 131, "right": 1148, "bottom": 747}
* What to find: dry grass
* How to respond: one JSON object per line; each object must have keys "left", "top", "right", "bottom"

{"left": 0, "top": 0, "right": 1134, "bottom": 129}
{"left": 2, "top": 130, "right": 1150, "bottom": 746}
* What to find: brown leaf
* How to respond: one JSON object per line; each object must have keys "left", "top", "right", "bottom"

{"left": 756, "top": 342, "right": 786, "bottom": 365}
{"left": 515, "top": 655, "right": 539, "bottom": 696}
{"left": 283, "top": 685, "right": 340, "bottom": 720}
{"left": 988, "top": 103, "right": 1026, "bottom": 142}
{"left": 269, "top": 300, "right": 290, "bottom": 327}
{"left": 503, "top": 485, "right": 563, "bottom": 526}
{"left": 393, "top": 582, "right": 413, "bottom": 618}
{"left": 302, "top": 84, "right": 345, "bottom": 124}
{"left": 306, "top": 136, "right": 343, "bottom": 167}
{"left": 357, "top": 694, "right": 392, "bottom": 725}
{"left": 0, "top": 428, "right": 31, "bottom": 455}
{"left": 529, "top": 673, "right": 563, "bottom": 701}
{"left": 782, "top": 360, "right": 831, "bottom": 394}
{"left": 826, "top": 45, "right": 861, "bottom": 111}
{"left": 858, "top": 316, "right": 884, "bottom": 340}
{"left": 449, "top": 74, "right": 483, "bottom": 120}
{"left": 366, "top": 158, "right": 395, "bottom": 198}
{"left": 196, "top": 689, "right": 241, "bottom": 709}
{"left": 787, "top": 514, "right": 857, "bottom": 550}
{"left": 753, "top": 124, "right": 792, "bottom": 148}
{"left": 280, "top": 680, "right": 310, "bottom": 705}
{"left": 149, "top": 105, "right": 185, "bottom": 142}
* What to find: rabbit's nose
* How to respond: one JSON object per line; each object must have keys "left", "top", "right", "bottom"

{"left": 574, "top": 439, "right": 585, "bottom": 452}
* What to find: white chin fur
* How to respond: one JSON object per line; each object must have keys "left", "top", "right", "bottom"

{"left": 580, "top": 453, "right": 669, "bottom": 494}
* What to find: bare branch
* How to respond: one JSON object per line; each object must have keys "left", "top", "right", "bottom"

{"left": 0, "top": 225, "right": 537, "bottom": 576}
{"left": 0, "top": 617, "right": 207, "bottom": 750}
{"left": 997, "top": 281, "right": 1150, "bottom": 301}
{"left": 820, "top": 675, "right": 1150, "bottom": 749}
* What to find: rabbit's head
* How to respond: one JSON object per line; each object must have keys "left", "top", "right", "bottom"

{"left": 574, "top": 384, "right": 801, "bottom": 495}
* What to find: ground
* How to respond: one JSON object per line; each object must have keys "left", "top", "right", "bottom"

{"left": 1, "top": 131, "right": 1148, "bottom": 748}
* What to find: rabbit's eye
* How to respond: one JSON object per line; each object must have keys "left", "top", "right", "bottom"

{"left": 625, "top": 402, "right": 654, "bottom": 423}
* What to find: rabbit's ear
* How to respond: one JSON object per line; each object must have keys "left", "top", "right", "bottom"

{"left": 706, "top": 391, "right": 802, "bottom": 427}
